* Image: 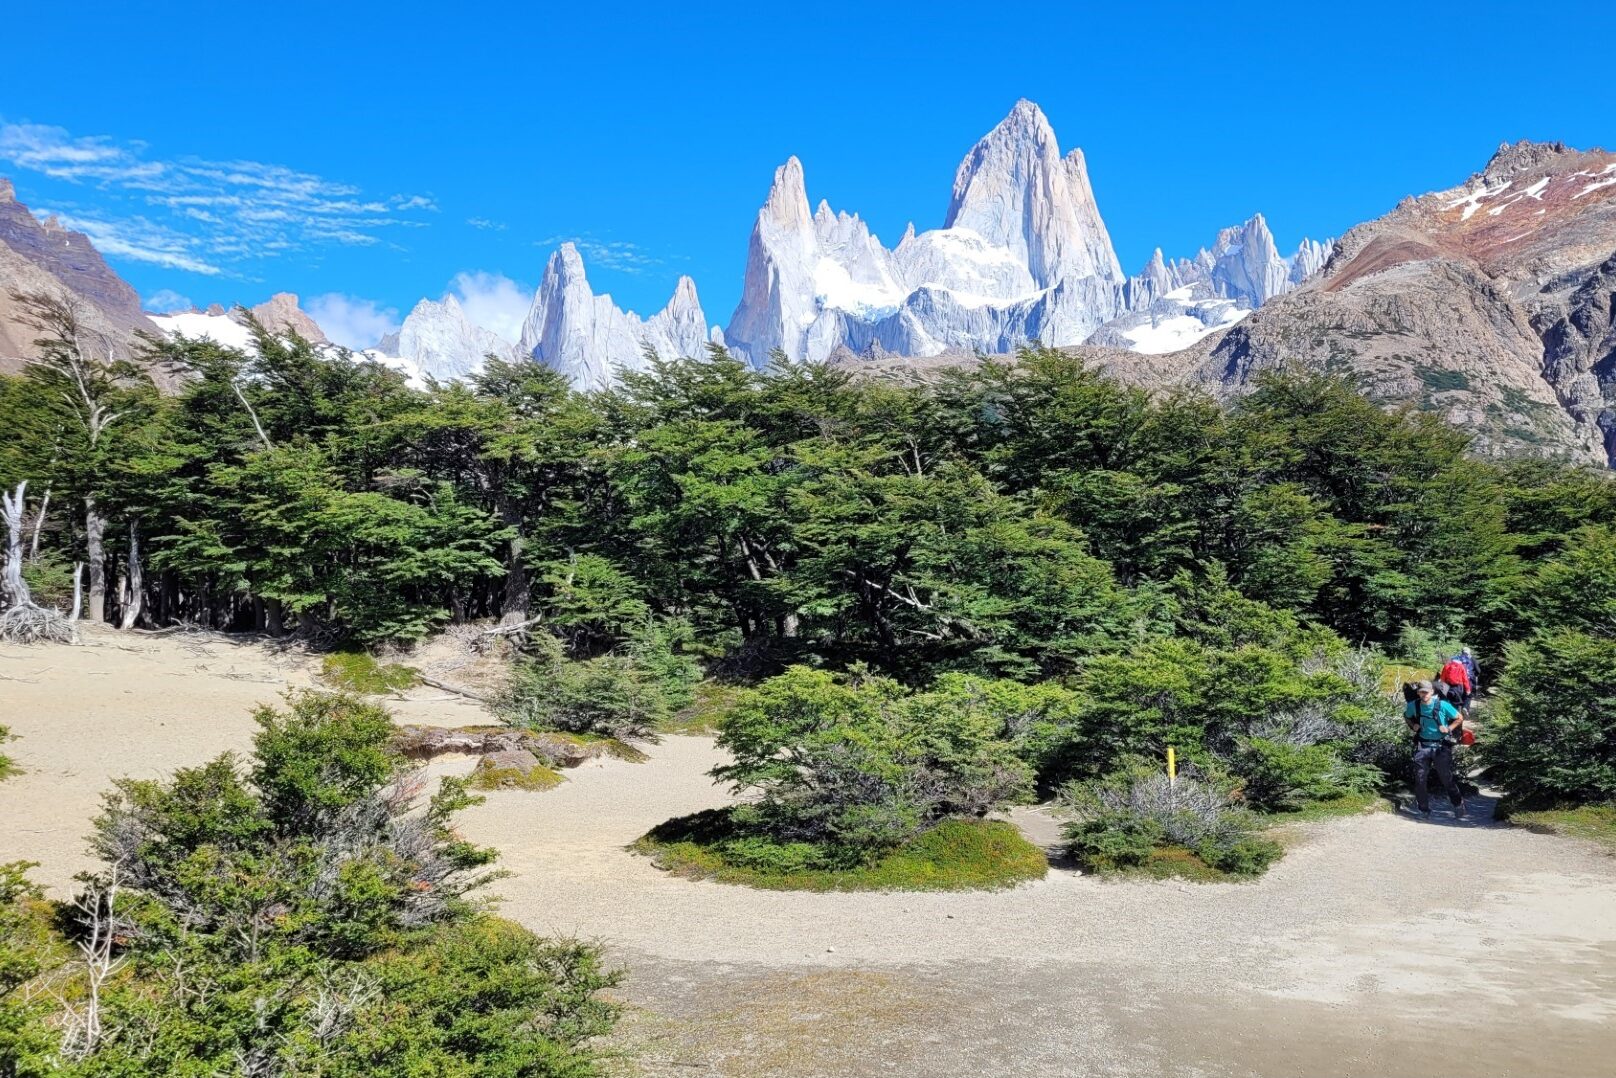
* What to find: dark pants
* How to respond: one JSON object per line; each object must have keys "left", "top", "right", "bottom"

{"left": 1413, "top": 741, "right": 1463, "bottom": 812}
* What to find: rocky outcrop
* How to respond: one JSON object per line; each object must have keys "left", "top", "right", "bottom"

{"left": 0, "top": 176, "right": 157, "bottom": 371}
{"left": 242, "top": 293, "right": 328, "bottom": 344}
{"left": 518, "top": 243, "right": 710, "bottom": 390}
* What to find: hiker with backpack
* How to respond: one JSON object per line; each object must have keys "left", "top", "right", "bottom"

{"left": 1438, "top": 652, "right": 1474, "bottom": 713}
{"left": 1404, "top": 679, "right": 1467, "bottom": 818}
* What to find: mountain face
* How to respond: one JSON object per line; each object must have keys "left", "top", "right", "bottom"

{"left": 518, "top": 242, "right": 710, "bottom": 390}
{"left": 1090, "top": 216, "right": 1335, "bottom": 354}
{"left": 378, "top": 295, "right": 516, "bottom": 383}
{"left": 0, "top": 177, "right": 157, "bottom": 370}
{"left": 1167, "top": 141, "right": 1616, "bottom": 463}
{"left": 724, "top": 100, "right": 1128, "bottom": 367}
{"left": 247, "top": 293, "right": 328, "bottom": 345}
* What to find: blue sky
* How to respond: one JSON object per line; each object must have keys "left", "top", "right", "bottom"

{"left": 1, "top": 0, "right": 1611, "bottom": 347}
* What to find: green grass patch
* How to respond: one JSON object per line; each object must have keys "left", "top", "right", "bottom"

{"left": 470, "top": 761, "right": 564, "bottom": 792}
{"left": 1270, "top": 790, "right": 1390, "bottom": 823}
{"left": 663, "top": 679, "right": 744, "bottom": 735}
{"left": 319, "top": 651, "right": 421, "bottom": 694}
{"left": 634, "top": 809, "right": 1048, "bottom": 892}
{"left": 1499, "top": 803, "right": 1616, "bottom": 853}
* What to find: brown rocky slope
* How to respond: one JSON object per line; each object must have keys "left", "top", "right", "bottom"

{"left": 1180, "top": 140, "right": 1616, "bottom": 464}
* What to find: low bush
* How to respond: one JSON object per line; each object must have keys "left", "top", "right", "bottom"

{"left": 1061, "top": 768, "right": 1281, "bottom": 879}
{"left": 1234, "top": 736, "right": 1384, "bottom": 813}
{"left": 713, "top": 666, "right": 1033, "bottom": 853}
{"left": 30, "top": 690, "right": 620, "bottom": 1075}
{"left": 0, "top": 861, "right": 60, "bottom": 1076}
{"left": 498, "top": 625, "right": 698, "bottom": 741}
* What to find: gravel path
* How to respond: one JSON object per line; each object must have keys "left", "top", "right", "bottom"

{"left": 3, "top": 630, "right": 1613, "bottom": 1076}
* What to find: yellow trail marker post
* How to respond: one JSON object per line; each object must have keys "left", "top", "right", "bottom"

{"left": 1167, "top": 746, "right": 1177, "bottom": 787}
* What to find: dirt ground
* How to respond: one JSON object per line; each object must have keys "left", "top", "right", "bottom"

{"left": 2, "top": 626, "right": 1613, "bottom": 1077}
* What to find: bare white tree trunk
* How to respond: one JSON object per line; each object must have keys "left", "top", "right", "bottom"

{"left": 71, "top": 561, "right": 83, "bottom": 621}
{"left": 85, "top": 495, "right": 106, "bottom": 623}
{"left": 28, "top": 484, "right": 49, "bottom": 562}
{"left": 2, "top": 481, "right": 31, "bottom": 608}
{"left": 60, "top": 868, "right": 124, "bottom": 1061}
{"left": 119, "top": 519, "right": 143, "bottom": 630}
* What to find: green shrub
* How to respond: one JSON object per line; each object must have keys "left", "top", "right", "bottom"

{"left": 1062, "top": 769, "right": 1280, "bottom": 879}
{"left": 1235, "top": 737, "right": 1383, "bottom": 812}
{"left": 713, "top": 666, "right": 1033, "bottom": 852}
{"left": 498, "top": 626, "right": 697, "bottom": 741}
{"left": 59, "top": 691, "right": 618, "bottom": 1075}
{"left": 1486, "top": 628, "right": 1616, "bottom": 805}
{"left": 0, "top": 861, "right": 58, "bottom": 1077}
{"left": 19, "top": 553, "right": 75, "bottom": 611}
{"left": 1199, "top": 835, "right": 1283, "bottom": 876}
{"left": 1063, "top": 814, "right": 1162, "bottom": 870}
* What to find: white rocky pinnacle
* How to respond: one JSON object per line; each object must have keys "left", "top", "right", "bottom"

{"left": 382, "top": 294, "right": 516, "bottom": 383}
{"left": 518, "top": 242, "right": 710, "bottom": 390}
{"left": 724, "top": 99, "right": 1128, "bottom": 367}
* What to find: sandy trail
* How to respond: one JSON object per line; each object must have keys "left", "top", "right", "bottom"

{"left": 2, "top": 628, "right": 1613, "bottom": 1077}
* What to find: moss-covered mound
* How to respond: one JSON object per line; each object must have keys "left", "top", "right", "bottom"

{"left": 633, "top": 808, "right": 1047, "bottom": 892}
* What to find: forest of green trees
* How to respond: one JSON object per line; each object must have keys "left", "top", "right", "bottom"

{"left": 3, "top": 295, "right": 1616, "bottom": 1073}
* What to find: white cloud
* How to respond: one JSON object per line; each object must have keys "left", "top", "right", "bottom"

{"left": 0, "top": 120, "right": 437, "bottom": 276}
{"left": 142, "top": 288, "right": 193, "bottom": 314}
{"left": 466, "top": 217, "right": 506, "bottom": 231}
{"left": 537, "top": 235, "right": 662, "bottom": 274}
{"left": 446, "top": 271, "right": 530, "bottom": 343}
{"left": 49, "top": 211, "right": 223, "bottom": 275}
{"left": 307, "top": 293, "right": 400, "bottom": 351}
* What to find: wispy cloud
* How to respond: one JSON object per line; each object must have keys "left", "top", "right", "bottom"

{"left": 306, "top": 293, "right": 400, "bottom": 351}
{"left": 142, "top": 287, "right": 193, "bottom": 314}
{"left": 50, "top": 210, "right": 225, "bottom": 275}
{"left": 0, "top": 120, "right": 437, "bottom": 276}
{"left": 446, "top": 271, "right": 530, "bottom": 342}
{"left": 466, "top": 216, "right": 506, "bottom": 231}
{"left": 537, "top": 234, "right": 663, "bottom": 274}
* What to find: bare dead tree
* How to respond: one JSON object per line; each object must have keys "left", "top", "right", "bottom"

{"left": 14, "top": 290, "right": 131, "bottom": 625}
{"left": 59, "top": 867, "right": 128, "bottom": 1061}
{"left": 1, "top": 480, "right": 74, "bottom": 642}
{"left": 119, "top": 518, "right": 144, "bottom": 630}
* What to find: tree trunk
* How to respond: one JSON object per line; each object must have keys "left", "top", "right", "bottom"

{"left": 498, "top": 496, "right": 529, "bottom": 623}
{"left": 3, "top": 482, "right": 31, "bottom": 608}
{"left": 70, "top": 562, "right": 83, "bottom": 621}
{"left": 120, "top": 522, "right": 144, "bottom": 630}
{"left": 85, "top": 496, "right": 106, "bottom": 623}
{"left": 265, "top": 597, "right": 285, "bottom": 636}
{"left": 28, "top": 485, "right": 49, "bottom": 562}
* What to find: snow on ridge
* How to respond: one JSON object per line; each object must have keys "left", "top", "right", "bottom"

{"left": 1120, "top": 305, "right": 1248, "bottom": 354}
{"left": 149, "top": 311, "right": 428, "bottom": 389}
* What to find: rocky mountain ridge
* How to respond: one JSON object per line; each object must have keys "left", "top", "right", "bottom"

{"left": 0, "top": 177, "right": 157, "bottom": 371}
{"left": 1166, "top": 140, "right": 1616, "bottom": 463}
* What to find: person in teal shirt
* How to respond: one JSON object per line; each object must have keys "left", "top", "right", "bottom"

{"left": 1404, "top": 680, "right": 1466, "bottom": 817}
